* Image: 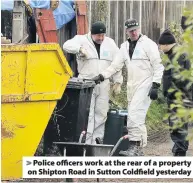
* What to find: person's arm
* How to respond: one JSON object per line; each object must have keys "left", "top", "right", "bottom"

{"left": 101, "top": 42, "right": 125, "bottom": 79}
{"left": 173, "top": 53, "right": 191, "bottom": 98}
{"left": 110, "top": 42, "right": 124, "bottom": 85}
{"left": 162, "top": 67, "right": 173, "bottom": 97}
{"left": 147, "top": 41, "right": 164, "bottom": 84}
{"left": 177, "top": 53, "right": 191, "bottom": 70}
{"left": 111, "top": 71, "right": 123, "bottom": 85}
{"left": 146, "top": 40, "right": 164, "bottom": 100}
{"left": 110, "top": 70, "right": 123, "bottom": 95}
{"left": 63, "top": 35, "right": 81, "bottom": 54}
{"left": 92, "top": 40, "right": 125, "bottom": 85}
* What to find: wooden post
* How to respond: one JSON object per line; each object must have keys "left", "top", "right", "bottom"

{"left": 183, "top": 0, "right": 186, "bottom": 7}
{"left": 139, "top": 0, "right": 142, "bottom": 33}
{"left": 123, "top": 0, "right": 126, "bottom": 41}
{"left": 162, "top": 0, "right": 166, "bottom": 32}
{"left": 107, "top": 0, "right": 111, "bottom": 37}
{"left": 88, "top": 0, "right": 92, "bottom": 30}
{"left": 130, "top": 0, "right": 133, "bottom": 18}
{"left": 115, "top": 0, "right": 119, "bottom": 45}
{"left": 12, "top": 1, "right": 28, "bottom": 43}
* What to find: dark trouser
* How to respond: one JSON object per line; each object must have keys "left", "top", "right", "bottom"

{"left": 168, "top": 99, "right": 189, "bottom": 156}
{"left": 169, "top": 122, "right": 189, "bottom": 156}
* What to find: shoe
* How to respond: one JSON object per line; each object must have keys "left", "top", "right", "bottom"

{"left": 123, "top": 126, "right": 128, "bottom": 135}
{"left": 173, "top": 152, "right": 186, "bottom": 156}
{"left": 95, "top": 137, "right": 103, "bottom": 144}
{"left": 119, "top": 141, "right": 144, "bottom": 156}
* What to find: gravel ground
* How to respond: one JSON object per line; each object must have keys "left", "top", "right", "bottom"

{"left": 3, "top": 128, "right": 193, "bottom": 183}
{"left": 79, "top": 128, "right": 193, "bottom": 182}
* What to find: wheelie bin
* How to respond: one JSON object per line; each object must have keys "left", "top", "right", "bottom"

{"left": 1, "top": 43, "right": 73, "bottom": 180}
{"left": 103, "top": 109, "right": 129, "bottom": 156}
{"left": 44, "top": 78, "right": 95, "bottom": 156}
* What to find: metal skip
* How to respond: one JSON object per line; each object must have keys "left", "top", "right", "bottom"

{"left": 1, "top": 43, "right": 73, "bottom": 180}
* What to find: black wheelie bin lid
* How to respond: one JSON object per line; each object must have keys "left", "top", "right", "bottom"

{"left": 67, "top": 77, "right": 95, "bottom": 89}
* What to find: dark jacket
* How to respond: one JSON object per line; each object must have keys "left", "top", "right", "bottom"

{"left": 162, "top": 45, "right": 191, "bottom": 102}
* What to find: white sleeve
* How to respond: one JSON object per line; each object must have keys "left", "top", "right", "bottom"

{"left": 101, "top": 41, "right": 125, "bottom": 79}
{"left": 147, "top": 41, "right": 164, "bottom": 84}
{"left": 63, "top": 35, "right": 81, "bottom": 54}
{"left": 111, "top": 70, "right": 123, "bottom": 84}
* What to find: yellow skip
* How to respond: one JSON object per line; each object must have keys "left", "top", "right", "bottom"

{"left": 1, "top": 43, "right": 73, "bottom": 180}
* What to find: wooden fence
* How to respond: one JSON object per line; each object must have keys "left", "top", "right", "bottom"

{"left": 86, "top": 0, "right": 193, "bottom": 46}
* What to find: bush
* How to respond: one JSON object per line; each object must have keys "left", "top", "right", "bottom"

{"left": 164, "top": 7, "right": 193, "bottom": 140}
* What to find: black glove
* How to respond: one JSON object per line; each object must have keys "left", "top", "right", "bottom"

{"left": 148, "top": 82, "right": 160, "bottom": 100}
{"left": 92, "top": 74, "right": 104, "bottom": 84}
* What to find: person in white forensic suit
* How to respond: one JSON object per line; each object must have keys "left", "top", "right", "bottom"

{"left": 94, "top": 18, "right": 164, "bottom": 156}
{"left": 63, "top": 21, "right": 123, "bottom": 144}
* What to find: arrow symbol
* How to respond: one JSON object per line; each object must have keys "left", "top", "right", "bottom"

{"left": 26, "top": 161, "right": 32, "bottom": 165}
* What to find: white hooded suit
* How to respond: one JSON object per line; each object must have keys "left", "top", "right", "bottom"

{"left": 63, "top": 32, "right": 123, "bottom": 144}
{"left": 102, "top": 35, "right": 164, "bottom": 146}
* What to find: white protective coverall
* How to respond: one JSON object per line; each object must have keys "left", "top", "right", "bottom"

{"left": 63, "top": 32, "right": 123, "bottom": 144}
{"left": 101, "top": 35, "right": 164, "bottom": 147}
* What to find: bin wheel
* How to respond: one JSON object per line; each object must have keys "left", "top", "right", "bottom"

{"left": 66, "top": 178, "right": 73, "bottom": 182}
{"left": 66, "top": 178, "right": 78, "bottom": 182}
